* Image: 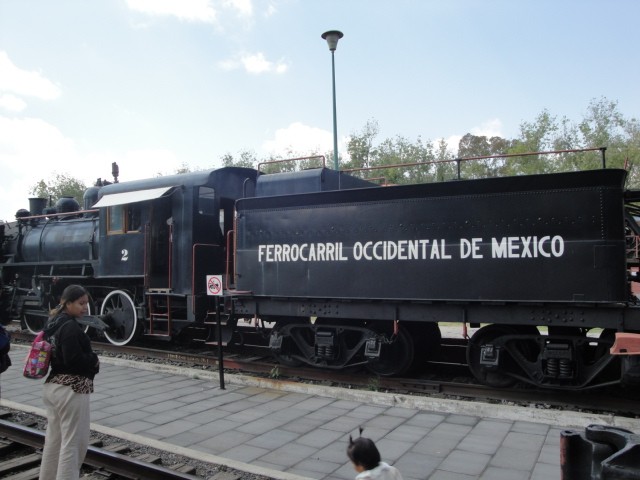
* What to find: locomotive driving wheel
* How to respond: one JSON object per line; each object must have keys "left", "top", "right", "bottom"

{"left": 24, "top": 298, "right": 92, "bottom": 334}
{"left": 24, "top": 313, "right": 47, "bottom": 335}
{"left": 100, "top": 290, "right": 138, "bottom": 346}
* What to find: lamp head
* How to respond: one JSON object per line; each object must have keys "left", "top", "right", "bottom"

{"left": 321, "top": 30, "right": 343, "bottom": 51}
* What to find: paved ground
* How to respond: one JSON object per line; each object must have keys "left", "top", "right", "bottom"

{"left": 1, "top": 346, "right": 638, "bottom": 480}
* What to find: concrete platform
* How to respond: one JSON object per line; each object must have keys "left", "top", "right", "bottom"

{"left": 1, "top": 346, "right": 638, "bottom": 480}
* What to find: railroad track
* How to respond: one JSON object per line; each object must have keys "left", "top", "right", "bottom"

{"left": 0, "top": 413, "right": 206, "bottom": 479}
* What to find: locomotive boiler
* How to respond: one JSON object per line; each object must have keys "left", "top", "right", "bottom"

{"left": 1, "top": 150, "right": 640, "bottom": 390}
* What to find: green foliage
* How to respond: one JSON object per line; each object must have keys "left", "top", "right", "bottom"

{"left": 367, "top": 377, "right": 380, "bottom": 392}
{"left": 24, "top": 98, "right": 636, "bottom": 217}
{"left": 457, "top": 134, "right": 513, "bottom": 179}
{"left": 214, "top": 97, "right": 640, "bottom": 187}
{"left": 344, "top": 119, "right": 379, "bottom": 171}
{"left": 221, "top": 148, "right": 325, "bottom": 174}
{"left": 259, "top": 155, "right": 325, "bottom": 174}
{"left": 222, "top": 149, "right": 258, "bottom": 169}
{"left": 502, "top": 98, "right": 637, "bottom": 180}
{"left": 30, "top": 173, "right": 88, "bottom": 208}
{"left": 367, "top": 376, "right": 380, "bottom": 391}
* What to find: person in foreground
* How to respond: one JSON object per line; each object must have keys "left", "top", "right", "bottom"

{"left": 39, "top": 284, "right": 100, "bottom": 480}
{"left": 347, "top": 429, "right": 403, "bottom": 480}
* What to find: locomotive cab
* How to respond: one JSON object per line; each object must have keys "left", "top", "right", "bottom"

{"left": 91, "top": 167, "right": 257, "bottom": 344}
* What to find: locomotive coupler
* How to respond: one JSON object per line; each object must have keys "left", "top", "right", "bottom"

{"left": 560, "top": 424, "right": 640, "bottom": 479}
{"left": 610, "top": 332, "right": 640, "bottom": 386}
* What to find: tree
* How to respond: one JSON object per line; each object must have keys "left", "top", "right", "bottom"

{"left": 457, "top": 134, "right": 513, "bottom": 179}
{"left": 504, "top": 97, "right": 639, "bottom": 178}
{"left": 345, "top": 119, "right": 379, "bottom": 171}
{"left": 624, "top": 117, "right": 640, "bottom": 186}
{"left": 507, "top": 110, "right": 560, "bottom": 175}
{"left": 578, "top": 97, "right": 632, "bottom": 172}
{"left": 30, "top": 173, "right": 88, "bottom": 210}
{"left": 221, "top": 149, "right": 257, "bottom": 169}
{"left": 175, "top": 162, "right": 191, "bottom": 174}
{"left": 167, "top": 98, "right": 640, "bottom": 189}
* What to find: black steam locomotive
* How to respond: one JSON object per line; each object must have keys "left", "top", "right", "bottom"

{"left": 2, "top": 151, "right": 640, "bottom": 390}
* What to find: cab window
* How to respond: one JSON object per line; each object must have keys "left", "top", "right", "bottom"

{"left": 198, "top": 187, "right": 215, "bottom": 216}
{"left": 107, "top": 204, "right": 141, "bottom": 234}
{"left": 107, "top": 206, "right": 123, "bottom": 233}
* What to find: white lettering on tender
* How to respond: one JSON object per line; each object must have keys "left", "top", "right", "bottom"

{"left": 257, "top": 236, "right": 566, "bottom": 262}
{"left": 491, "top": 236, "right": 565, "bottom": 258}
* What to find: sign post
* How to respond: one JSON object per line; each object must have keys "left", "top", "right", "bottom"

{"left": 206, "top": 275, "right": 225, "bottom": 389}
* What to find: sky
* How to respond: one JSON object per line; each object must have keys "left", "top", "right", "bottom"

{"left": 0, "top": 0, "right": 638, "bottom": 222}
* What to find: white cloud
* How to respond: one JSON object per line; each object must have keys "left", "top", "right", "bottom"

{"left": 126, "top": 0, "right": 218, "bottom": 23}
{"left": 0, "top": 94, "right": 27, "bottom": 112}
{"left": 219, "top": 52, "right": 288, "bottom": 74}
{"left": 442, "top": 135, "right": 462, "bottom": 153}
{"left": 264, "top": 3, "right": 277, "bottom": 17}
{"left": 242, "top": 53, "right": 271, "bottom": 74}
{"left": 0, "top": 114, "right": 183, "bottom": 222}
{"left": 471, "top": 118, "right": 503, "bottom": 137}
{"left": 242, "top": 52, "right": 286, "bottom": 74}
{"left": 0, "top": 116, "right": 77, "bottom": 221}
{"left": 262, "top": 122, "right": 348, "bottom": 161}
{"left": 218, "top": 59, "right": 239, "bottom": 71}
{"left": 0, "top": 51, "right": 61, "bottom": 101}
{"left": 224, "top": 0, "right": 253, "bottom": 16}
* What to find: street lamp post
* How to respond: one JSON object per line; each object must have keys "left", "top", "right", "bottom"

{"left": 321, "top": 30, "right": 343, "bottom": 171}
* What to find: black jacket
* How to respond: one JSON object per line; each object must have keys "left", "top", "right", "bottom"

{"left": 44, "top": 313, "right": 99, "bottom": 380}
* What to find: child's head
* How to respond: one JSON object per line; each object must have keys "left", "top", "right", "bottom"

{"left": 347, "top": 430, "right": 381, "bottom": 472}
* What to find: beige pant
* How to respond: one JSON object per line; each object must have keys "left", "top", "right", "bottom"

{"left": 39, "top": 383, "right": 91, "bottom": 480}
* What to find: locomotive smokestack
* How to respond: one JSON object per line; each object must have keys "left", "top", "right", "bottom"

{"left": 28, "top": 198, "right": 47, "bottom": 216}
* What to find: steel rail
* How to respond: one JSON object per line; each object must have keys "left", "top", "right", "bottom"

{"left": 0, "top": 419, "right": 202, "bottom": 480}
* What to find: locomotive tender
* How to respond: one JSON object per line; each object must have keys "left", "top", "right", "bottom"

{"left": 1, "top": 151, "right": 640, "bottom": 390}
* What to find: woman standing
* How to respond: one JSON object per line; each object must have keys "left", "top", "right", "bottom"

{"left": 39, "top": 284, "right": 99, "bottom": 480}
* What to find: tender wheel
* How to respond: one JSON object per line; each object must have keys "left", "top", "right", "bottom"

{"left": 100, "top": 290, "right": 138, "bottom": 346}
{"left": 406, "top": 322, "right": 441, "bottom": 371}
{"left": 270, "top": 322, "right": 304, "bottom": 367}
{"left": 467, "top": 325, "right": 518, "bottom": 388}
{"left": 366, "top": 326, "right": 415, "bottom": 377}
